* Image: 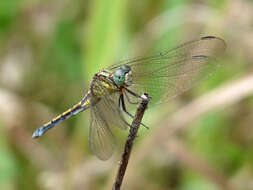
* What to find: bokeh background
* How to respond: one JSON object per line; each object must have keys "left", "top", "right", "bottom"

{"left": 1, "top": 0, "right": 253, "bottom": 189}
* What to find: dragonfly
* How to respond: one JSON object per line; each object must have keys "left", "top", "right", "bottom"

{"left": 32, "top": 36, "right": 226, "bottom": 160}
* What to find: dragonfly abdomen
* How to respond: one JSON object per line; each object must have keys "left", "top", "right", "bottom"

{"left": 32, "top": 94, "right": 91, "bottom": 138}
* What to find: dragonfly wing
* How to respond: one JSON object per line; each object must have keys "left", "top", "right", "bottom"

{"left": 129, "top": 54, "right": 218, "bottom": 104}
{"left": 93, "top": 79, "right": 128, "bottom": 130}
{"left": 89, "top": 104, "right": 116, "bottom": 160}
{"left": 89, "top": 80, "right": 128, "bottom": 160}
{"left": 109, "top": 36, "right": 226, "bottom": 104}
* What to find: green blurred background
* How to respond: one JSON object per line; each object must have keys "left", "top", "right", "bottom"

{"left": 0, "top": 0, "right": 253, "bottom": 189}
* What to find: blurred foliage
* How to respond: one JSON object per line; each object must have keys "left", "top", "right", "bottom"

{"left": 0, "top": 0, "right": 253, "bottom": 190}
{"left": 0, "top": 121, "right": 17, "bottom": 190}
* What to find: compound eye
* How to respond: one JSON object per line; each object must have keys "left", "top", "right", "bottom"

{"left": 125, "top": 71, "right": 133, "bottom": 86}
{"left": 113, "top": 70, "right": 125, "bottom": 86}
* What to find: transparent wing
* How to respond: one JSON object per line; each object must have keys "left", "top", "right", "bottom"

{"left": 89, "top": 104, "right": 116, "bottom": 160}
{"left": 109, "top": 36, "right": 226, "bottom": 104}
{"left": 89, "top": 80, "right": 128, "bottom": 160}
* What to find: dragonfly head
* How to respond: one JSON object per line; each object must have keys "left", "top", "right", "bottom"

{"left": 113, "top": 65, "right": 133, "bottom": 87}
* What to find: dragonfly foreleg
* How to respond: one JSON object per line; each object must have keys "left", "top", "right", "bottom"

{"left": 120, "top": 94, "right": 149, "bottom": 129}
{"left": 124, "top": 91, "right": 139, "bottom": 104}
{"left": 124, "top": 87, "right": 142, "bottom": 99}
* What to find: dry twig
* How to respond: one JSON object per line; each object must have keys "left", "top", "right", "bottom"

{"left": 112, "top": 94, "right": 150, "bottom": 190}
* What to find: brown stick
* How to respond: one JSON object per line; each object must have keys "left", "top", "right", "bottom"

{"left": 112, "top": 94, "right": 150, "bottom": 190}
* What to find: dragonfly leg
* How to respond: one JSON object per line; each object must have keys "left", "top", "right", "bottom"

{"left": 120, "top": 94, "right": 134, "bottom": 118}
{"left": 124, "top": 87, "right": 143, "bottom": 99}
{"left": 124, "top": 91, "right": 139, "bottom": 104}
{"left": 118, "top": 95, "right": 131, "bottom": 128}
{"left": 120, "top": 94, "right": 149, "bottom": 129}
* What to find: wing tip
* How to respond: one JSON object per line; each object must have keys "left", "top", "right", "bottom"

{"left": 201, "top": 36, "right": 227, "bottom": 52}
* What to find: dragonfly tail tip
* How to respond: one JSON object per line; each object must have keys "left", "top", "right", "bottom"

{"left": 32, "top": 127, "right": 45, "bottom": 138}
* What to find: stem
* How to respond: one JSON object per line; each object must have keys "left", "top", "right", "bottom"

{"left": 112, "top": 94, "right": 150, "bottom": 190}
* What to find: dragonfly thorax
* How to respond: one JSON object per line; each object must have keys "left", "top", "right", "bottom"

{"left": 113, "top": 65, "right": 133, "bottom": 87}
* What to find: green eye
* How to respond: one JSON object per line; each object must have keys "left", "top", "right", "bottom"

{"left": 113, "top": 70, "right": 125, "bottom": 86}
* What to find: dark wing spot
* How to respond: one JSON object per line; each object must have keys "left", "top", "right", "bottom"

{"left": 201, "top": 36, "right": 216, "bottom": 40}
{"left": 192, "top": 55, "right": 208, "bottom": 59}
